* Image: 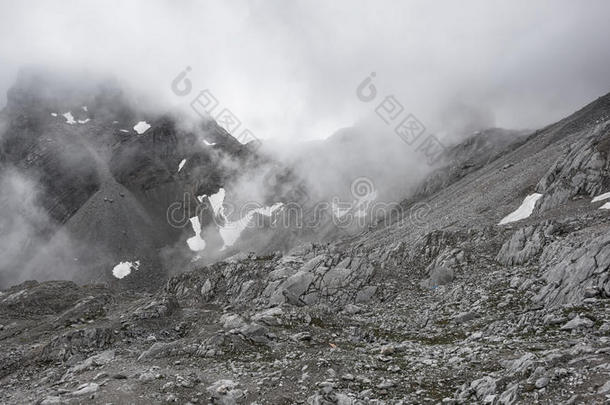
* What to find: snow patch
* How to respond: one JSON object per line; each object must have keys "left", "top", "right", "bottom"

{"left": 82, "top": 106, "right": 88, "bottom": 112}
{"left": 78, "top": 118, "right": 90, "bottom": 124}
{"left": 120, "top": 129, "right": 129, "bottom": 133}
{"left": 133, "top": 121, "right": 151, "bottom": 134}
{"left": 600, "top": 202, "right": 610, "bottom": 210}
{"left": 186, "top": 216, "right": 206, "bottom": 251}
{"left": 219, "top": 203, "right": 283, "bottom": 249}
{"left": 498, "top": 193, "right": 543, "bottom": 225}
{"left": 112, "top": 260, "right": 140, "bottom": 279}
{"left": 62, "top": 112, "right": 76, "bottom": 124}
{"left": 592, "top": 192, "right": 610, "bottom": 203}
{"left": 178, "top": 159, "right": 186, "bottom": 172}
{"left": 203, "top": 139, "right": 216, "bottom": 146}
{"left": 197, "top": 188, "right": 282, "bottom": 250}
{"left": 208, "top": 188, "right": 226, "bottom": 215}
{"left": 50, "top": 113, "right": 58, "bottom": 117}
{"left": 332, "top": 203, "right": 350, "bottom": 218}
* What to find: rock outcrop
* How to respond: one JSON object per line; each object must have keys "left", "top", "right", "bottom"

{"left": 166, "top": 248, "right": 378, "bottom": 309}
{"left": 535, "top": 122, "right": 610, "bottom": 212}
{"left": 535, "top": 232, "right": 610, "bottom": 306}
{"left": 496, "top": 221, "right": 558, "bottom": 266}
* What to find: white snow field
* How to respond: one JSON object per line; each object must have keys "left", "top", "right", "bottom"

{"left": 133, "top": 121, "right": 151, "bottom": 134}
{"left": 498, "top": 193, "right": 543, "bottom": 225}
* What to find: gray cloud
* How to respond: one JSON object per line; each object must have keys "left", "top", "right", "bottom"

{"left": 1, "top": 0, "right": 609, "bottom": 141}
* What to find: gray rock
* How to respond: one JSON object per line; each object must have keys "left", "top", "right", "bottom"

{"left": 420, "top": 249, "right": 465, "bottom": 288}
{"left": 535, "top": 376, "right": 550, "bottom": 389}
{"left": 502, "top": 353, "right": 536, "bottom": 376}
{"left": 496, "top": 221, "right": 556, "bottom": 265}
{"left": 355, "top": 286, "right": 377, "bottom": 303}
{"left": 220, "top": 313, "right": 247, "bottom": 330}
{"left": 560, "top": 315, "right": 594, "bottom": 330}
{"left": 343, "top": 304, "right": 362, "bottom": 314}
{"left": 206, "top": 379, "right": 244, "bottom": 405}
{"left": 598, "top": 380, "right": 610, "bottom": 394}
{"left": 535, "top": 124, "right": 610, "bottom": 212}
{"left": 251, "top": 307, "right": 283, "bottom": 326}
{"left": 71, "top": 349, "right": 115, "bottom": 373}
{"left": 498, "top": 382, "right": 519, "bottom": 405}
{"left": 470, "top": 376, "right": 497, "bottom": 400}
{"left": 67, "top": 382, "right": 99, "bottom": 397}
{"left": 270, "top": 271, "right": 314, "bottom": 305}
{"left": 455, "top": 311, "right": 477, "bottom": 323}
{"left": 535, "top": 232, "right": 610, "bottom": 307}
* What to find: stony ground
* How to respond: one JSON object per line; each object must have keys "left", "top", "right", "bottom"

{"left": 0, "top": 202, "right": 609, "bottom": 404}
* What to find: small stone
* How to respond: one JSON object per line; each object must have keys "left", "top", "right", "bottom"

{"left": 583, "top": 288, "right": 599, "bottom": 298}
{"left": 455, "top": 311, "right": 477, "bottom": 323}
{"left": 376, "top": 379, "right": 395, "bottom": 389}
{"left": 343, "top": 304, "right": 362, "bottom": 315}
{"left": 67, "top": 383, "right": 99, "bottom": 397}
{"left": 220, "top": 313, "right": 246, "bottom": 330}
{"left": 560, "top": 315, "right": 594, "bottom": 330}
{"left": 380, "top": 345, "right": 396, "bottom": 355}
{"left": 535, "top": 376, "right": 549, "bottom": 389}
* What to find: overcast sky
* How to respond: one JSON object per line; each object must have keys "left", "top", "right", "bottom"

{"left": 1, "top": 0, "right": 609, "bottom": 140}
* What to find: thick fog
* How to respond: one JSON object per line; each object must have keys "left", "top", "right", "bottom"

{"left": 1, "top": 0, "right": 610, "bottom": 141}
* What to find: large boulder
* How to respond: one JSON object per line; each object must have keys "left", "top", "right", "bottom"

{"left": 496, "top": 221, "right": 557, "bottom": 266}
{"left": 420, "top": 248, "right": 466, "bottom": 288}
{"left": 535, "top": 232, "right": 610, "bottom": 307}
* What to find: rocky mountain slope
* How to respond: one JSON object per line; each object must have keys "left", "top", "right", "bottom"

{"left": 0, "top": 69, "right": 278, "bottom": 289}
{"left": 0, "top": 78, "right": 609, "bottom": 404}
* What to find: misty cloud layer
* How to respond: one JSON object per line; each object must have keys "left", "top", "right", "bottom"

{"left": 1, "top": 0, "right": 610, "bottom": 141}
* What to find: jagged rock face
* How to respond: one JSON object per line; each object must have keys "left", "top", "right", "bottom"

{"left": 535, "top": 122, "right": 610, "bottom": 212}
{"left": 165, "top": 245, "right": 377, "bottom": 309}
{"left": 0, "top": 280, "right": 83, "bottom": 316}
{"left": 535, "top": 232, "right": 610, "bottom": 307}
{"left": 496, "top": 221, "right": 558, "bottom": 266}
{"left": 420, "top": 248, "right": 466, "bottom": 288}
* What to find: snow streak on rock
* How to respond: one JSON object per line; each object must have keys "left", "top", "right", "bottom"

{"left": 62, "top": 112, "right": 76, "bottom": 125}
{"left": 133, "top": 121, "right": 151, "bottom": 134}
{"left": 499, "top": 193, "right": 543, "bottom": 225}
{"left": 186, "top": 216, "right": 206, "bottom": 252}
{"left": 178, "top": 159, "right": 186, "bottom": 172}
{"left": 219, "top": 203, "right": 283, "bottom": 249}
{"left": 112, "top": 261, "right": 140, "bottom": 279}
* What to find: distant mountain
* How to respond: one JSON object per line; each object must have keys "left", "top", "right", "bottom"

{"left": 0, "top": 68, "right": 264, "bottom": 288}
